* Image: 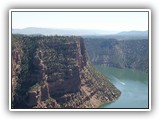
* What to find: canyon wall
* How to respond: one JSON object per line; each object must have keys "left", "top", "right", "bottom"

{"left": 11, "top": 35, "right": 121, "bottom": 109}
{"left": 84, "top": 38, "right": 148, "bottom": 72}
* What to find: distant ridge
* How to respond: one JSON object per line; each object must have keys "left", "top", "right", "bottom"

{"left": 117, "top": 30, "right": 148, "bottom": 36}
{"left": 12, "top": 27, "right": 119, "bottom": 36}
{"left": 12, "top": 28, "right": 148, "bottom": 40}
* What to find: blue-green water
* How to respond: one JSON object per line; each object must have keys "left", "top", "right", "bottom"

{"left": 94, "top": 65, "right": 148, "bottom": 108}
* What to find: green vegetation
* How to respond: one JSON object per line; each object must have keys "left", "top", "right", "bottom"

{"left": 29, "top": 83, "right": 40, "bottom": 92}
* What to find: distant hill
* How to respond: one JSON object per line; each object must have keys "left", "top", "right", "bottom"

{"left": 12, "top": 27, "right": 118, "bottom": 36}
{"left": 117, "top": 30, "right": 148, "bottom": 36}
{"left": 12, "top": 28, "right": 148, "bottom": 40}
{"left": 83, "top": 30, "right": 148, "bottom": 40}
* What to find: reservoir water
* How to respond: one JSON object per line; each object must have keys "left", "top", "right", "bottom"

{"left": 94, "top": 65, "right": 149, "bottom": 108}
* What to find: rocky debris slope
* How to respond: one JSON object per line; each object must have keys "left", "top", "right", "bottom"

{"left": 11, "top": 35, "right": 121, "bottom": 108}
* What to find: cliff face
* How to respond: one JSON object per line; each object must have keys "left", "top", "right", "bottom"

{"left": 85, "top": 38, "right": 149, "bottom": 72}
{"left": 11, "top": 35, "right": 121, "bottom": 108}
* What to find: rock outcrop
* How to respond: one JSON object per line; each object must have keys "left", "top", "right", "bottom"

{"left": 11, "top": 50, "right": 22, "bottom": 102}
{"left": 11, "top": 35, "right": 121, "bottom": 108}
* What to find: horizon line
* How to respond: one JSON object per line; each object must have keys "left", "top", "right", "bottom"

{"left": 12, "top": 27, "right": 148, "bottom": 32}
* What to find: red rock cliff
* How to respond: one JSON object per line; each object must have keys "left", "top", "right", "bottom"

{"left": 11, "top": 35, "right": 121, "bottom": 108}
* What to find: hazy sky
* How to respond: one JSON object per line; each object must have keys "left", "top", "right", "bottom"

{"left": 12, "top": 11, "right": 148, "bottom": 31}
